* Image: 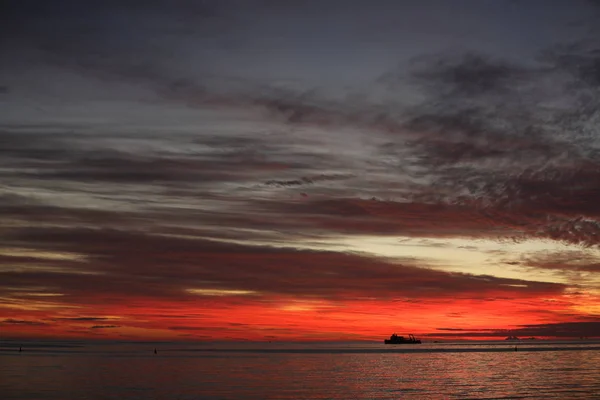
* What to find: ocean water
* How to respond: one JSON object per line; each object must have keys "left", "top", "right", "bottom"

{"left": 1, "top": 340, "right": 600, "bottom": 399}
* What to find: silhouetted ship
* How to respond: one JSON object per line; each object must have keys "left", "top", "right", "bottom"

{"left": 384, "top": 333, "right": 421, "bottom": 344}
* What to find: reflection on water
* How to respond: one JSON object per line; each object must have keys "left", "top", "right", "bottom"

{"left": 1, "top": 341, "right": 600, "bottom": 399}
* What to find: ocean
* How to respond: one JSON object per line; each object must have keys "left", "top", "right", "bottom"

{"left": 1, "top": 340, "right": 600, "bottom": 399}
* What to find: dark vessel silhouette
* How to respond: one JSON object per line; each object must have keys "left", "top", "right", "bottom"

{"left": 384, "top": 333, "right": 421, "bottom": 344}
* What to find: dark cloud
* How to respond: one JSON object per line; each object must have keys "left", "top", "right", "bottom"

{"left": 3, "top": 55, "right": 600, "bottom": 253}
{"left": 542, "top": 43, "right": 600, "bottom": 87}
{"left": 0, "top": 130, "right": 297, "bottom": 186}
{"left": 1, "top": 0, "right": 223, "bottom": 50}
{"left": 409, "top": 53, "right": 525, "bottom": 96}
{"left": 517, "top": 251, "right": 600, "bottom": 273}
{"left": 90, "top": 325, "right": 120, "bottom": 329}
{"left": 168, "top": 326, "right": 213, "bottom": 331}
{"left": 1, "top": 319, "right": 48, "bottom": 326}
{"left": 113, "top": 43, "right": 600, "bottom": 248}
{"left": 39, "top": 155, "right": 259, "bottom": 184}
{"left": 54, "top": 317, "right": 113, "bottom": 321}
{"left": 0, "top": 201, "right": 142, "bottom": 232}
{"left": 0, "top": 227, "right": 566, "bottom": 304}
{"left": 433, "top": 321, "right": 600, "bottom": 338}
{"left": 388, "top": 41, "right": 600, "bottom": 247}
{"left": 264, "top": 174, "right": 352, "bottom": 187}
{"left": 269, "top": 198, "right": 514, "bottom": 238}
{"left": 435, "top": 327, "right": 465, "bottom": 331}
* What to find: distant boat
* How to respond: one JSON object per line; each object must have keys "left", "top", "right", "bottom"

{"left": 384, "top": 333, "right": 421, "bottom": 344}
{"left": 505, "top": 336, "right": 520, "bottom": 341}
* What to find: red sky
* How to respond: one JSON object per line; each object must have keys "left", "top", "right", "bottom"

{"left": 1, "top": 0, "right": 600, "bottom": 341}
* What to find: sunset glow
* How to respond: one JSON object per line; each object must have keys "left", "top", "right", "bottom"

{"left": 1, "top": 0, "right": 600, "bottom": 341}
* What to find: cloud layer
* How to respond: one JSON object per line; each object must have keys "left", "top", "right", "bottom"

{"left": 1, "top": 0, "right": 600, "bottom": 340}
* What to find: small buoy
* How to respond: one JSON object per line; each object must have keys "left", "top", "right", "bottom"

{"left": 19, "top": 346, "right": 22, "bottom": 352}
{"left": 154, "top": 348, "right": 157, "bottom": 354}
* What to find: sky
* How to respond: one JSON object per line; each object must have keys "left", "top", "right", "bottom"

{"left": 1, "top": 0, "right": 600, "bottom": 341}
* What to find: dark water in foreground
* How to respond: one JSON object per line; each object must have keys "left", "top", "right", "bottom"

{"left": 1, "top": 340, "right": 600, "bottom": 399}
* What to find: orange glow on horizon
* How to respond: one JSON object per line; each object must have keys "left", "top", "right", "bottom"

{"left": 2, "top": 289, "right": 599, "bottom": 341}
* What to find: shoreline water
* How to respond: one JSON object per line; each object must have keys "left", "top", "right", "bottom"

{"left": 2, "top": 340, "right": 600, "bottom": 399}
{"left": 2, "top": 338, "right": 600, "bottom": 353}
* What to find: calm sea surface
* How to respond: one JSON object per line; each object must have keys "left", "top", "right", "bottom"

{"left": 1, "top": 340, "right": 600, "bottom": 399}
